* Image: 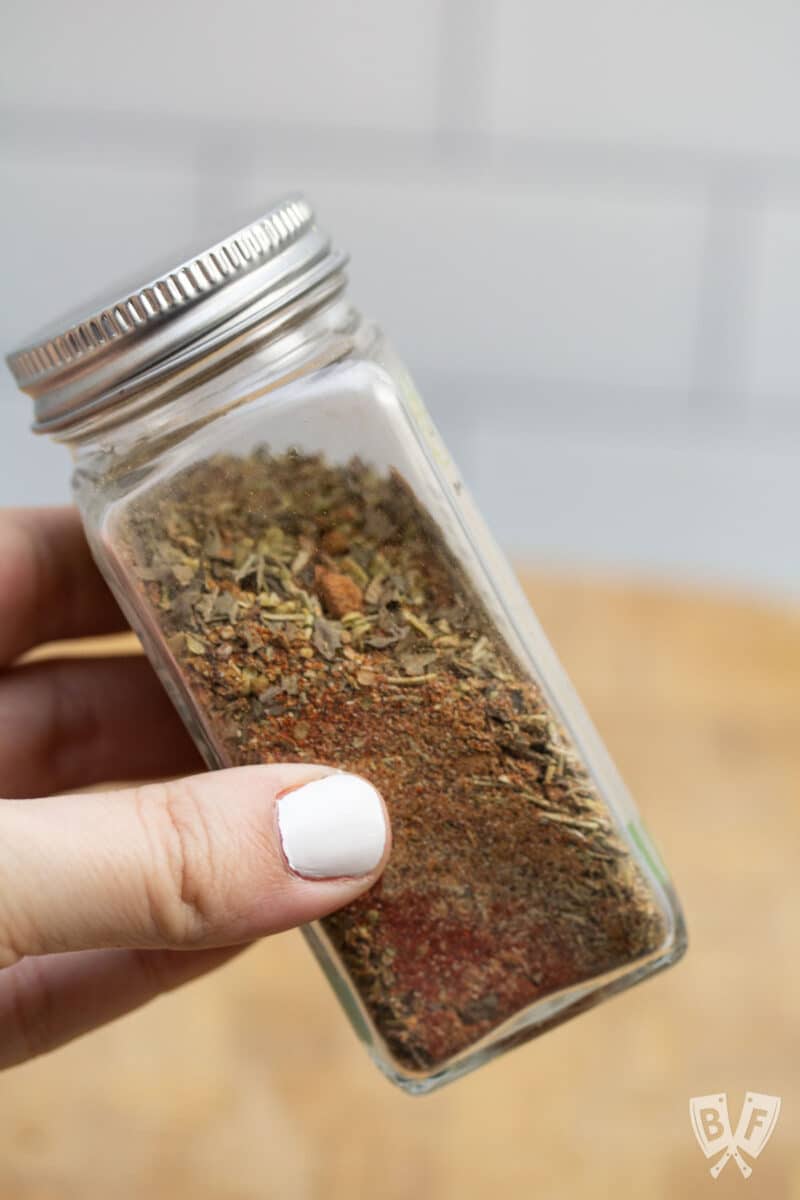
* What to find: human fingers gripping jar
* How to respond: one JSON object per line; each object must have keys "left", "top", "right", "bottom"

{"left": 6, "top": 196, "right": 687, "bottom": 1094}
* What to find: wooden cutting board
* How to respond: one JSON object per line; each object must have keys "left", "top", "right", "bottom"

{"left": 1, "top": 574, "right": 798, "bottom": 1200}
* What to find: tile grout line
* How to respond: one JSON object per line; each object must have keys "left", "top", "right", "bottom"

{"left": 434, "top": 0, "right": 493, "bottom": 158}
{"left": 6, "top": 105, "right": 800, "bottom": 194}
{"left": 688, "top": 174, "right": 764, "bottom": 423}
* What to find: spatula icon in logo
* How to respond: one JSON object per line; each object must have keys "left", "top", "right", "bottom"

{"left": 689, "top": 1092, "right": 781, "bottom": 1179}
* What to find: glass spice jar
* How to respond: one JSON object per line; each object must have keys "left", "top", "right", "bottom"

{"left": 6, "top": 196, "right": 687, "bottom": 1094}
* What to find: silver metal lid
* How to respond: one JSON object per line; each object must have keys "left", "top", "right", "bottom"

{"left": 6, "top": 195, "right": 345, "bottom": 433}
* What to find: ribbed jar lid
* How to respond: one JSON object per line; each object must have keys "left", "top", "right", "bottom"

{"left": 6, "top": 195, "right": 345, "bottom": 433}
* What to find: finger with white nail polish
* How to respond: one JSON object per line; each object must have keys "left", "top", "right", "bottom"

{"left": 0, "top": 764, "right": 391, "bottom": 966}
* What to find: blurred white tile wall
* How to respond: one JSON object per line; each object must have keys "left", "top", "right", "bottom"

{"left": 2, "top": 0, "right": 799, "bottom": 596}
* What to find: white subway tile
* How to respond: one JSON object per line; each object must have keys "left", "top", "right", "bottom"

{"left": 3, "top": 1, "right": 441, "bottom": 134}
{"left": 469, "top": 422, "right": 800, "bottom": 597}
{"left": 486, "top": 0, "right": 800, "bottom": 159}
{"left": 238, "top": 165, "right": 705, "bottom": 395}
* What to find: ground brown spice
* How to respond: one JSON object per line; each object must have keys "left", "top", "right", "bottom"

{"left": 121, "top": 448, "right": 666, "bottom": 1071}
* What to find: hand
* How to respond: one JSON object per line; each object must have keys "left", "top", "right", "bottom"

{"left": 0, "top": 508, "right": 390, "bottom": 1070}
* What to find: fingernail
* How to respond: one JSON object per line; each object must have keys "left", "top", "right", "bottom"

{"left": 277, "top": 774, "right": 387, "bottom": 879}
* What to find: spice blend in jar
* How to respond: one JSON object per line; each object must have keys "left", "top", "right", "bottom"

{"left": 7, "top": 196, "right": 686, "bottom": 1092}
{"left": 121, "top": 448, "right": 668, "bottom": 1073}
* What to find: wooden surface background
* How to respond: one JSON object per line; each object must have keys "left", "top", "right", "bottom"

{"left": 1, "top": 573, "right": 798, "bottom": 1199}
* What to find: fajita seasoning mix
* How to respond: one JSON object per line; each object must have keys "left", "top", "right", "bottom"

{"left": 122, "top": 449, "right": 667, "bottom": 1072}
{"left": 6, "top": 196, "right": 686, "bottom": 1092}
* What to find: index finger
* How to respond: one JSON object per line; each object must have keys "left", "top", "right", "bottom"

{"left": 0, "top": 508, "right": 126, "bottom": 665}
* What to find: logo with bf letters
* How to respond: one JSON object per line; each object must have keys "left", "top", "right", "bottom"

{"left": 689, "top": 1092, "right": 781, "bottom": 1179}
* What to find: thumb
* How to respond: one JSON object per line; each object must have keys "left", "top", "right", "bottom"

{"left": 0, "top": 765, "right": 389, "bottom": 965}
